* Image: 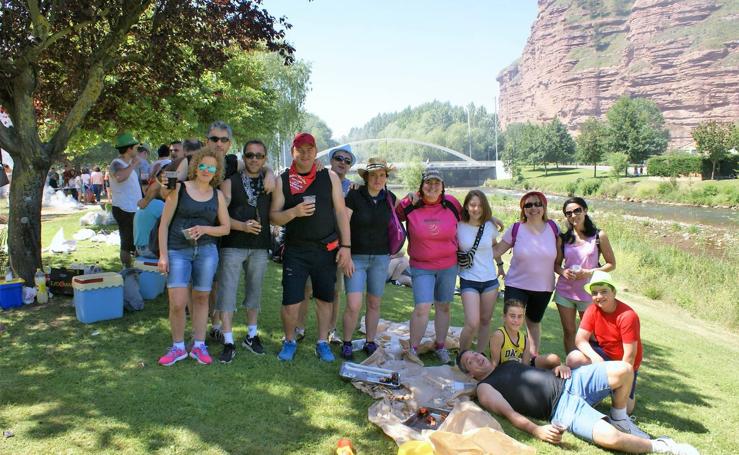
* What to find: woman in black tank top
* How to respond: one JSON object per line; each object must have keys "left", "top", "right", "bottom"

{"left": 156, "top": 148, "right": 231, "bottom": 367}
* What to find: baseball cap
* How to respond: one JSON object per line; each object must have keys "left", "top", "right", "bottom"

{"left": 292, "top": 132, "right": 316, "bottom": 149}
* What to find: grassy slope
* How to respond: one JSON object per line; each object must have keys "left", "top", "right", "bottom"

{"left": 1, "top": 212, "right": 738, "bottom": 454}
{"left": 487, "top": 166, "right": 739, "bottom": 207}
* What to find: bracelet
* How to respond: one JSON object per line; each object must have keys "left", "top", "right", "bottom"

{"left": 340, "top": 244, "right": 351, "bottom": 249}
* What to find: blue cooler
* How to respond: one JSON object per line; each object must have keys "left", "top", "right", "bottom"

{"left": 134, "top": 257, "right": 166, "bottom": 299}
{"left": 0, "top": 279, "right": 25, "bottom": 310}
{"left": 72, "top": 272, "right": 123, "bottom": 323}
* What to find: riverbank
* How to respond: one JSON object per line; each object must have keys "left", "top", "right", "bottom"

{"left": 485, "top": 166, "right": 739, "bottom": 208}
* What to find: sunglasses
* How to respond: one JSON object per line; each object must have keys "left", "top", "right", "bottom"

{"left": 245, "top": 152, "right": 265, "bottom": 160}
{"left": 332, "top": 156, "right": 352, "bottom": 165}
{"left": 197, "top": 163, "right": 217, "bottom": 173}
{"left": 523, "top": 201, "right": 543, "bottom": 209}
{"left": 208, "top": 136, "right": 230, "bottom": 143}
{"left": 564, "top": 207, "right": 584, "bottom": 217}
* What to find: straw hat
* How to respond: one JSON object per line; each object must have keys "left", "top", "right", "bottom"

{"left": 357, "top": 157, "right": 394, "bottom": 180}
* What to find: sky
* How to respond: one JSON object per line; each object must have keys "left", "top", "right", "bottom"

{"left": 268, "top": 1, "right": 539, "bottom": 139}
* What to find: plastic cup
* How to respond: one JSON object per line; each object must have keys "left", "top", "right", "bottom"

{"left": 570, "top": 264, "right": 582, "bottom": 273}
{"left": 165, "top": 171, "right": 178, "bottom": 189}
{"left": 182, "top": 228, "right": 193, "bottom": 242}
{"left": 302, "top": 195, "right": 316, "bottom": 204}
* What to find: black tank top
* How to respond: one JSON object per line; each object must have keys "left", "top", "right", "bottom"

{"left": 167, "top": 183, "right": 219, "bottom": 249}
{"left": 478, "top": 361, "right": 565, "bottom": 420}
{"left": 221, "top": 172, "right": 271, "bottom": 250}
{"left": 280, "top": 168, "right": 336, "bottom": 246}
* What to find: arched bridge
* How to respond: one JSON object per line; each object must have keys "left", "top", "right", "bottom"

{"left": 316, "top": 137, "right": 508, "bottom": 185}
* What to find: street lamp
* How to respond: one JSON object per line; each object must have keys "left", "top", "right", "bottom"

{"left": 463, "top": 105, "right": 472, "bottom": 158}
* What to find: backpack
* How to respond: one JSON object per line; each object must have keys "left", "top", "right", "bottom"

{"left": 510, "top": 219, "right": 559, "bottom": 247}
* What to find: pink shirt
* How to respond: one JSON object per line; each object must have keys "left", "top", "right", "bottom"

{"left": 555, "top": 235, "right": 599, "bottom": 302}
{"left": 90, "top": 171, "right": 104, "bottom": 185}
{"left": 502, "top": 222, "right": 558, "bottom": 292}
{"left": 397, "top": 194, "right": 462, "bottom": 270}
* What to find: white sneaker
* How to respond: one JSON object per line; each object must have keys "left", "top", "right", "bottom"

{"left": 653, "top": 436, "right": 700, "bottom": 455}
{"left": 609, "top": 416, "right": 650, "bottom": 439}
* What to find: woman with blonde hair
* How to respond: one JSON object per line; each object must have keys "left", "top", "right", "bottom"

{"left": 157, "top": 148, "right": 230, "bottom": 366}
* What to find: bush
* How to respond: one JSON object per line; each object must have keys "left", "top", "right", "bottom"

{"left": 647, "top": 152, "right": 702, "bottom": 177}
{"left": 565, "top": 180, "right": 578, "bottom": 196}
{"left": 607, "top": 152, "right": 629, "bottom": 178}
{"left": 702, "top": 184, "right": 719, "bottom": 197}
{"left": 579, "top": 179, "right": 602, "bottom": 195}
{"left": 398, "top": 159, "right": 425, "bottom": 190}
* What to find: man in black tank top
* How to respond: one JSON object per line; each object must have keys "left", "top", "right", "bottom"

{"left": 456, "top": 350, "right": 698, "bottom": 455}
{"left": 270, "top": 133, "right": 354, "bottom": 363}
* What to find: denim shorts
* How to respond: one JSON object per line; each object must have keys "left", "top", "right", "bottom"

{"left": 590, "top": 341, "right": 638, "bottom": 399}
{"left": 550, "top": 362, "right": 612, "bottom": 442}
{"left": 459, "top": 277, "right": 500, "bottom": 295}
{"left": 216, "top": 248, "right": 269, "bottom": 312}
{"left": 167, "top": 243, "right": 219, "bottom": 292}
{"left": 345, "top": 254, "right": 390, "bottom": 297}
{"left": 410, "top": 265, "right": 458, "bottom": 305}
{"left": 554, "top": 292, "right": 592, "bottom": 313}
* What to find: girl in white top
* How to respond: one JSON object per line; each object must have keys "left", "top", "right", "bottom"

{"left": 456, "top": 190, "right": 505, "bottom": 352}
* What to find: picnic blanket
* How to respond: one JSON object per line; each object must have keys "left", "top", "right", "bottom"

{"left": 350, "top": 321, "right": 536, "bottom": 454}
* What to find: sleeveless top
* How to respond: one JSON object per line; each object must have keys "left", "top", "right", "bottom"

{"left": 497, "top": 327, "right": 526, "bottom": 365}
{"left": 167, "top": 183, "right": 219, "bottom": 250}
{"left": 280, "top": 168, "right": 336, "bottom": 247}
{"left": 221, "top": 171, "right": 271, "bottom": 250}
{"left": 555, "top": 234, "right": 600, "bottom": 302}
{"left": 478, "top": 361, "right": 565, "bottom": 420}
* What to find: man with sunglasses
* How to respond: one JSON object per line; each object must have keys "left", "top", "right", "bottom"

{"left": 294, "top": 145, "right": 356, "bottom": 344}
{"left": 213, "top": 140, "right": 273, "bottom": 363}
{"left": 270, "top": 133, "right": 354, "bottom": 362}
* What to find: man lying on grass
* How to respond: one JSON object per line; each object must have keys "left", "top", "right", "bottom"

{"left": 456, "top": 350, "right": 698, "bottom": 454}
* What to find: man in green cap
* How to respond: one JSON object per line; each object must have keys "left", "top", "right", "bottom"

{"left": 566, "top": 271, "right": 643, "bottom": 415}
{"left": 109, "top": 132, "right": 143, "bottom": 267}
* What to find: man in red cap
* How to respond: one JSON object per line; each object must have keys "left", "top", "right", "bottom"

{"left": 270, "top": 132, "right": 354, "bottom": 362}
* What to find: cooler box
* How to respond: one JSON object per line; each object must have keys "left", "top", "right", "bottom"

{"left": 134, "top": 257, "right": 166, "bottom": 299}
{"left": 0, "top": 279, "right": 25, "bottom": 310}
{"left": 72, "top": 272, "right": 123, "bottom": 323}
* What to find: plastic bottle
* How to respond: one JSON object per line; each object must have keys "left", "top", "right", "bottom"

{"left": 35, "top": 268, "right": 49, "bottom": 304}
{"left": 4, "top": 267, "right": 13, "bottom": 281}
{"left": 351, "top": 339, "right": 366, "bottom": 352}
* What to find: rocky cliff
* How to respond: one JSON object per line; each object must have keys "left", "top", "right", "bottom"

{"left": 497, "top": 0, "right": 739, "bottom": 149}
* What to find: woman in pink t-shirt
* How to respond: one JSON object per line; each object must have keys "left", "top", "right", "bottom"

{"left": 494, "top": 191, "right": 558, "bottom": 363}
{"left": 554, "top": 197, "right": 616, "bottom": 353}
{"left": 396, "top": 168, "right": 462, "bottom": 366}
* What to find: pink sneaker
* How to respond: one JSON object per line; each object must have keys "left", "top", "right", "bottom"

{"left": 190, "top": 345, "right": 213, "bottom": 365}
{"left": 158, "top": 346, "right": 188, "bottom": 366}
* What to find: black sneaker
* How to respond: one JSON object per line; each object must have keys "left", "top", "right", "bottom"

{"left": 242, "top": 335, "right": 265, "bottom": 355}
{"left": 219, "top": 343, "right": 236, "bottom": 364}
{"left": 209, "top": 327, "right": 224, "bottom": 344}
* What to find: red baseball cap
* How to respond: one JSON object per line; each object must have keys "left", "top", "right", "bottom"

{"left": 292, "top": 132, "right": 316, "bottom": 149}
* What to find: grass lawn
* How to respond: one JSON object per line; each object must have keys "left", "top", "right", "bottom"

{"left": 1, "top": 212, "right": 738, "bottom": 454}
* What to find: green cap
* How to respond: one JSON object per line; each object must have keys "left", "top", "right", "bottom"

{"left": 114, "top": 132, "right": 139, "bottom": 149}
{"left": 584, "top": 270, "right": 617, "bottom": 295}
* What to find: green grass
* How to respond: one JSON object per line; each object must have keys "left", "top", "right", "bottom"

{"left": 1, "top": 212, "right": 738, "bottom": 454}
{"left": 487, "top": 166, "right": 739, "bottom": 207}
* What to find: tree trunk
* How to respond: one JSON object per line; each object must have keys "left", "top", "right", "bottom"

{"left": 544, "top": 163, "right": 548, "bottom": 176}
{"left": 711, "top": 160, "right": 717, "bottom": 180}
{"left": 593, "top": 164, "right": 597, "bottom": 178}
{"left": 8, "top": 156, "right": 49, "bottom": 283}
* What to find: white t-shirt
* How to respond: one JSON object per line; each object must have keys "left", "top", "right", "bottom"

{"left": 109, "top": 158, "right": 141, "bottom": 213}
{"left": 457, "top": 221, "right": 497, "bottom": 282}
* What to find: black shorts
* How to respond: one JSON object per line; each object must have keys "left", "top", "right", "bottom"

{"left": 503, "top": 286, "right": 553, "bottom": 323}
{"left": 112, "top": 206, "right": 135, "bottom": 253}
{"left": 282, "top": 245, "right": 337, "bottom": 305}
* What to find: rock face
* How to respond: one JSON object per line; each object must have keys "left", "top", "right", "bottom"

{"left": 497, "top": 0, "right": 739, "bottom": 149}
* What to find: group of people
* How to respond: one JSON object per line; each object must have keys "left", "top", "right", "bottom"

{"left": 104, "top": 124, "right": 696, "bottom": 455}
{"left": 47, "top": 164, "right": 108, "bottom": 203}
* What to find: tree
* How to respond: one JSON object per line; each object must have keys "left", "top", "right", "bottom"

{"left": 576, "top": 118, "right": 608, "bottom": 177}
{"left": 0, "top": 1, "right": 293, "bottom": 281}
{"left": 539, "top": 118, "right": 575, "bottom": 175}
{"left": 605, "top": 96, "right": 669, "bottom": 164}
{"left": 692, "top": 120, "right": 733, "bottom": 180}
{"left": 607, "top": 152, "right": 630, "bottom": 178}
{"left": 301, "top": 113, "right": 338, "bottom": 153}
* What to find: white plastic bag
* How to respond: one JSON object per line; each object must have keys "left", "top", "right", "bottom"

{"left": 72, "top": 228, "right": 96, "bottom": 241}
{"left": 49, "top": 228, "right": 77, "bottom": 253}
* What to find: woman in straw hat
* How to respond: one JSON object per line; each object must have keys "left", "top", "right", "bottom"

{"left": 340, "top": 158, "right": 398, "bottom": 361}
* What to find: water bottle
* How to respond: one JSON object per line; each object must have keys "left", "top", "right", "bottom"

{"left": 351, "top": 339, "right": 366, "bottom": 352}
{"left": 35, "top": 268, "right": 49, "bottom": 304}
{"left": 4, "top": 267, "right": 13, "bottom": 281}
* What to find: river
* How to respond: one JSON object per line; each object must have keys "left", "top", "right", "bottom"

{"left": 473, "top": 187, "right": 738, "bottom": 228}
